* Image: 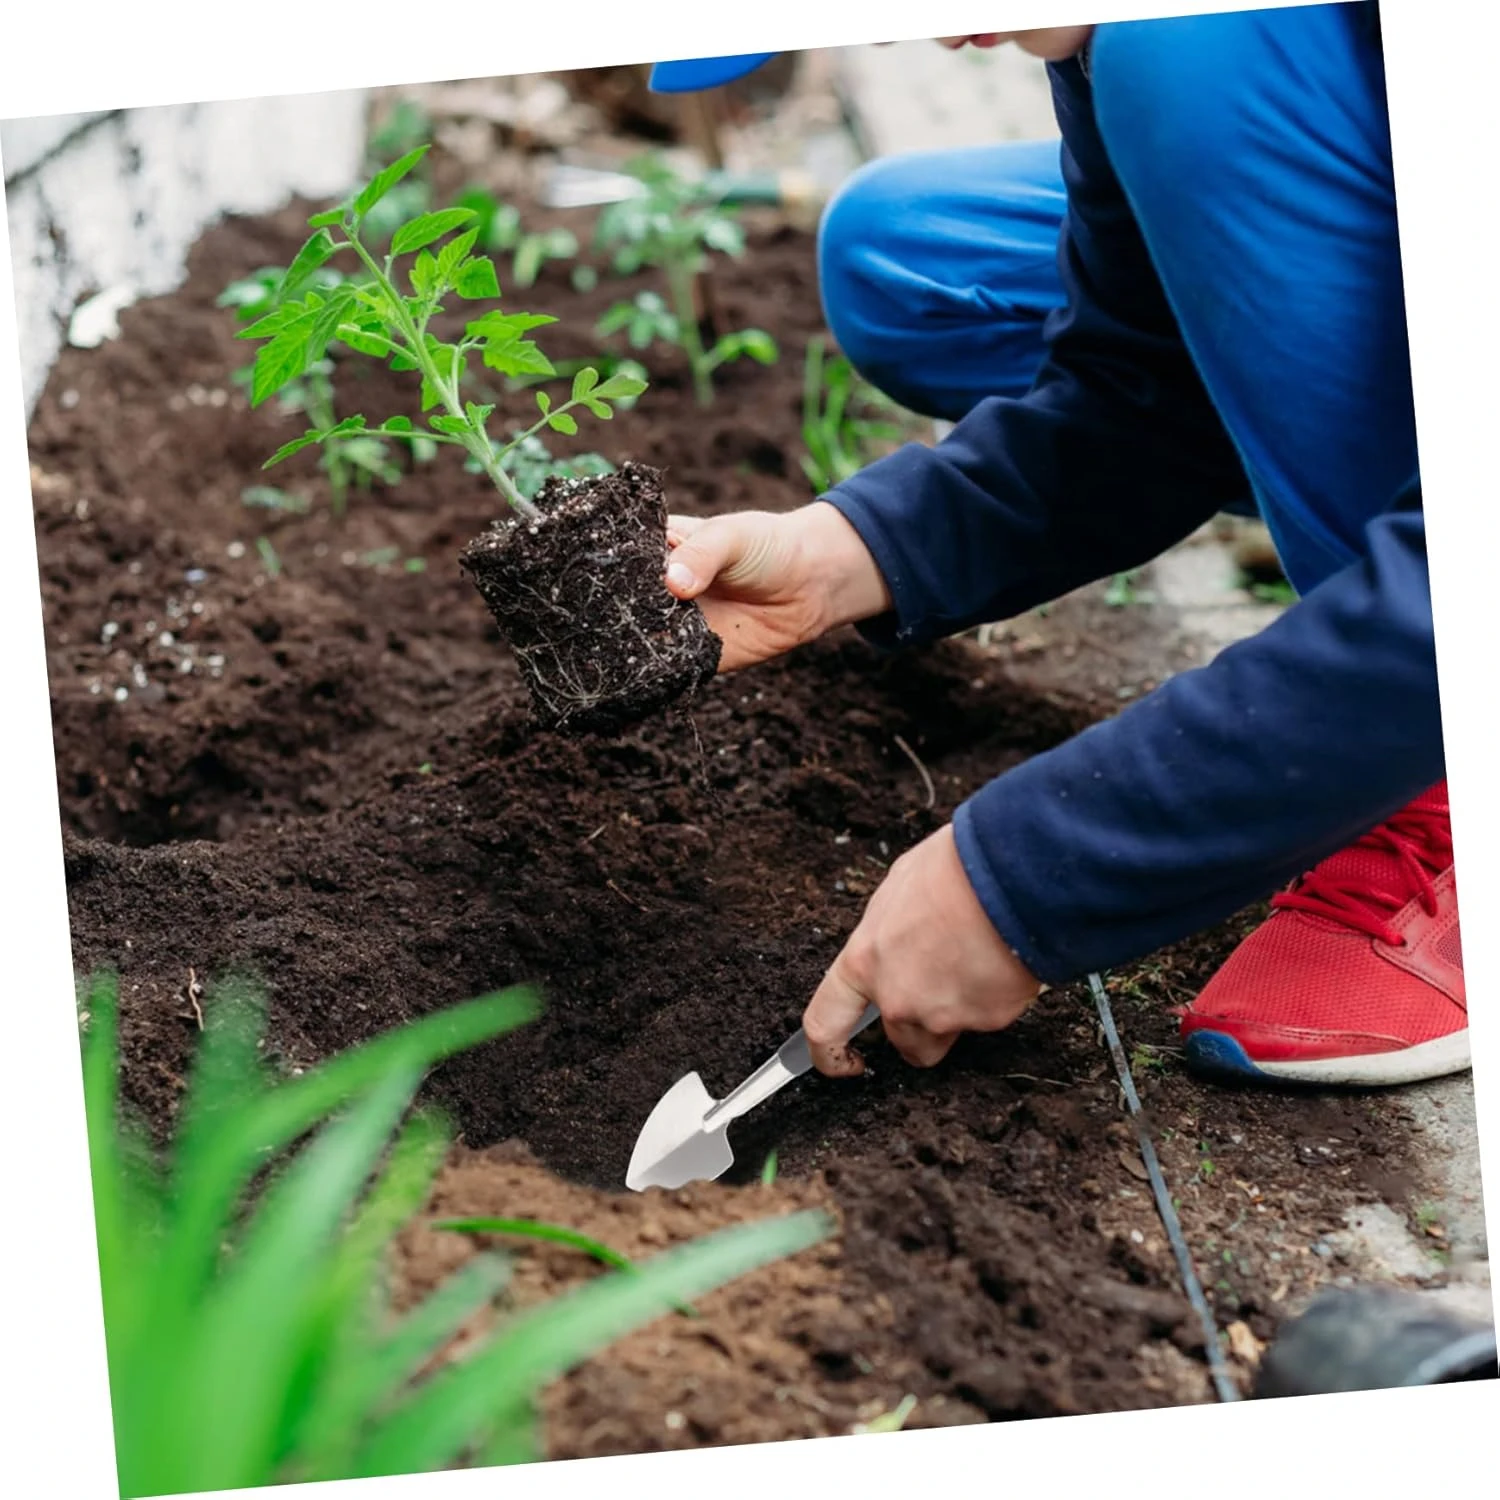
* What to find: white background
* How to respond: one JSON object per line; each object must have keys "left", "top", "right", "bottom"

{"left": 2, "top": 3, "right": 1495, "bottom": 1497}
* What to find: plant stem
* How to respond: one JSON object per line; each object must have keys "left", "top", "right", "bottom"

{"left": 666, "top": 259, "right": 713, "bottom": 408}
{"left": 305, "top": 380, "right": 349, "bottom": 516}
{"left": 344, "top": 231, "right": 540, "bottom": 521}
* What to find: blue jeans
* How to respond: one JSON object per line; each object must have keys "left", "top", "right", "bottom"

{"left": 816, "top": 2, "right": 1416, "bottom": 590}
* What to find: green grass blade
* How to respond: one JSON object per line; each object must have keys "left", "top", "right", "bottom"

{"left": 145, "top": 1066, "right": 424, "bottom": 1495}
{"left": 275, "top": 1108, "right": 452, "bottom": 1466}
{"left": 474, "top": 1403, "right": 540, "bottom": 1468}
{"left": 353, "top": 1209, "right": 832, "bottom": 1477}
{"left": 434, "top": 1218, "right": 700, "bottom": 1318}
{"left": 432, "top": 1218, "right": 635, "bottom": 1273}
{"left": 157, "top": 986, "right": 539, "bottom": 1315}
{"left": 298, "top": 1249, "right": 514, "bottom": 1483}
{"left": 80, "top": 974, "right": 166, "bottom": 1483}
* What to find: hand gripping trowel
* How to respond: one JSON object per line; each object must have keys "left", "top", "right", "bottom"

{"left": 625, "top": 1004, "right": 881, "bottom": 1191}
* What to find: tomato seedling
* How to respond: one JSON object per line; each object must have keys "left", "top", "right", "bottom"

{"left": 593, "top": 156, "right": 777, "bottom": 407}
{"left": 239, "top": 146, "right": 645, "bottom": 524}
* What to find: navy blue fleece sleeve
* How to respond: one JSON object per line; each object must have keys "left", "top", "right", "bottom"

{"left": 823, "top": 58, "right": 1253, "bottom": 648}
{"left": 954, "top": 482, "right": 1444, "bottom": 983}
{"left": 820, "top": 54, "right": 1445, "bottom": 982}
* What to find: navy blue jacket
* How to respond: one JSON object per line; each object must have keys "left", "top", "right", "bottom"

{"left": 824, "top": 46, "right": 1443, "bottom": 985}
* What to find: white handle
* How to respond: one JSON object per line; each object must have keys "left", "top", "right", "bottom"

{"left": 705, "top": 1003, "right": 882, "bottom": 1130}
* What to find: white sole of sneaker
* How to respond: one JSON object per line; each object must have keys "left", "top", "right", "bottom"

{"left": 1252, "top": 1029, "right": 1471, "bottom": 1087}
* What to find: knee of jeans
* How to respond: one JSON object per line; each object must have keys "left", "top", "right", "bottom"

{"left": 1089, "top": 18, "right": 1247, "bottom": 202}
{"left": 816, "top": 155, "right": 914, "bottom": 361}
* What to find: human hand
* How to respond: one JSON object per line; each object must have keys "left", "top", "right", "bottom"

{"left": 802, "top": 824, "right": 1042, "bottom": 1075}
{"left": 664, "top": 502, "right": 892, "bottom": 673}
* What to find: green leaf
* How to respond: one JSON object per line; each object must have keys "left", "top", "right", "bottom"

{"left": 380, "top": 415, "right": 413, "bottom": 433}
{"left": 336, "top": 325, "right": 393, "bottom": 358}
{"left": 454, "top": 256, "right": 501, "bottom": 300}
{"left": 464, "top": 310, "right": 556, "bottom": 340}
{"left": 464, "top": 401, "right": 494, "bottom": 428}
{"left": 281, "top": 229, "right": 337, "bottom": 298}
{"left": 306, "top": 287, "right": 358, "bottom": 364}
{"left": 595, "top": 302, "right": 636, "bottom": 339}
{"left": 409, "top": 250, "right": 440, "bottom": 298}
{"left": 307, "top": 208, "right": 345, "bottom": 229}
{"left": 482, "top": 340, "right": 555, "bottom": 380}
{"left": 390, "top": 207, "right": 479, "bottom": 257}
{"left": 241, "top": 485, "right": 309, "bottom": 513}
{"left": 237, "top": 302, "right": 310, "bottom": 341}
{"left": 535, "top": 390, "right": 552, "bottom": 415}
{"left": 323, "top": 415, "right": 368, "bottom": 438}
{"left": 429, "top": 415, "right": 468, "bottom": 436}
{"left": 736, "top": 329, "right": 779, "bottom": 364}
{"left": 262, "top": 430, "right": 326, "bottom": 468}
{"left": 546, "top": 412, "right": 578, "bottom": 436}
{"left": 251, "top": 326, "right": 316, "bottom": 408}
{"left": 512, "top": 238, "right": 543, "bottom": 290}
{"left": 436, "top": 229, "right": 480, "bottom": 283}
{"left": 701, "top": 217, "right": 746, "bottom": 257}
{"left": 594, "top": 369, "right": 649, "bottom": 402}
{"left": 571, "top": 367, "right": 599, "bottom": 402}
{"left": 580, "top": 398, "right": 612, "bottom": 420}
{"left": 354, "top": 145, "right": 430, "bottom": 219}
{"left": 351, "top": 1211, "right": 832, "bottom": 1478}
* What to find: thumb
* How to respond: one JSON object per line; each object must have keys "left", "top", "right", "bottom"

{"left": 664, "top": 512, "right": 771, "bottom": 600}
{"left": 803, "top": 954, "right": 875, "bottom": 1078}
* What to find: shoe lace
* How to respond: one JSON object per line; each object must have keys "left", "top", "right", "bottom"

{"left": 1271, "top": 798, "right": 1452, "bottom": 947}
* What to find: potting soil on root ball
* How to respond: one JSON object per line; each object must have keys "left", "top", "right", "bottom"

{"left": 461, "top": 462, "right": 721, "bottom": 735}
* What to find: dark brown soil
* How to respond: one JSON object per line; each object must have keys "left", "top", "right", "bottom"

{"left": 28, "top": 171, "right": 1443, "bottom": 1461}
{"left": 460, "top": 463, "right": 721, "bottom": 734}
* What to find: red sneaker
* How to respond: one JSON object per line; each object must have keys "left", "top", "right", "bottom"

{"left": 1178, "top": 783, "right": 1467, "bottom": 1086}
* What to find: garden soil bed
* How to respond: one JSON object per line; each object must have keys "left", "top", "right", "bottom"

{"left": 28, "top": 182, "right": 1442, "bottom": 1460}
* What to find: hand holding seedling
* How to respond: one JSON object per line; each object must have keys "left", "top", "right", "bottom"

{"left": 802, "top": 825, "right": 1043, "bottom": 1075}
{"left": 664, "top": 502, "right": 891, "bottom": 672}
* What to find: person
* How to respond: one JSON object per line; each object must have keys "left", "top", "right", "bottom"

{"left": 647, "top": 4, "right": 1466, "bottom": 1090}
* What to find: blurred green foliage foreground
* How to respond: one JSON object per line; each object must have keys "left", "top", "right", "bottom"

{"left": 78, "top": 973, "right": 830, "bottom": 1495}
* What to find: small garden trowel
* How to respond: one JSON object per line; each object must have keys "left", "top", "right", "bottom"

{"left": 625, "top": 1003, "right": 881, "bottom": 1191}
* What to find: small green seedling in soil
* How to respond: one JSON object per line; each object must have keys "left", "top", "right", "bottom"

{"left": 241, "top": 145, "right": 721, "bottom": 735}
{"left": 800, "top": 335, "right": 907, "bottom": 494}
{"left": 1104, "top": 569, "right": 1156, "bottom": 608}
{"left": 760, "top": 1150, "right": 779, "bottom": 1187}
{"left": 594, "top": 155, "right": 778, "bottom": 407}
{"left": 853, "top": 1396, "right": 918, "bottom": 1435}
{"left": 80, "top": 969, "right": 829, "bottom": 1495}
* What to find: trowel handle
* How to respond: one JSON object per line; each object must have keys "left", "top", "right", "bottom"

{"left": 776, "top": 1002, "right": 882, "bottom": 1078}
{"left": 705, "top": 1004, "right": 882, "bottom": 1131}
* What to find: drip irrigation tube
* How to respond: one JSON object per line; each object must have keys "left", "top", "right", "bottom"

{"left": 1088, "top": 971, "right": 1241, "bottom": 1403}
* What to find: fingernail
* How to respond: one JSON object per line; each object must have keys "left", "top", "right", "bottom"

{"left": 666, "top": 562, "right": 696, "bottom": 593}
